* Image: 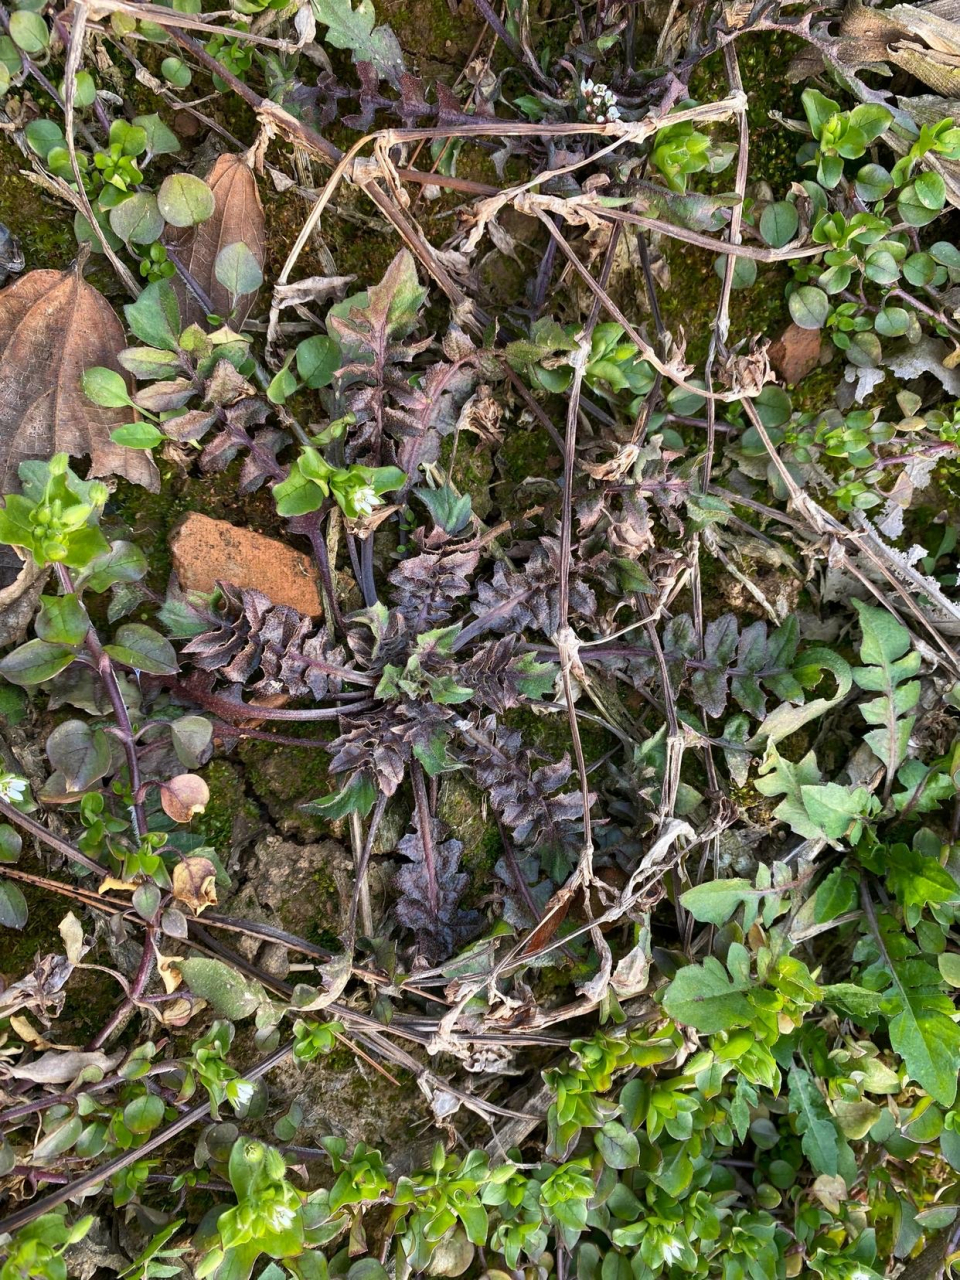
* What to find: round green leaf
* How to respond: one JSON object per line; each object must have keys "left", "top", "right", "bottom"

{"left": 296, "top": 335, "right": 341, "bottom": 388}
{"left": 123, "top": 1094, "right": 165, "bottom": 1134}
{"left": 82, "top": 367, "right": 133, "bottom": 408}
{"left": 9, "top": 9, "right": 48, "bottom": 52}
{"left": 24, "top": 118, "right": 64, "bottom": 159}
{"left": 788, "top": 285, "right": 829, "bottom": 330}
{"left": 874, "top": 306, "right": 910, "bottom": 338}
{"left": 931, "top": 240, "right": 960, "bottom": 268}
{"left": 0, "top": 880, "right": 27, "bottom": 929}
{"left": 214, "top": 241, "right": 263, "bottom": 298}
{"left": 903, "top": 252, "right": 936, "bottom": 287}
{"left": 133, "top": 113, "right": 181, "bottom": 156}
{"left": 855, "top": 163, "right": 892, "bottom": 203}
{"left": 713, "top": 254, "right": 757, "bottom": 289}
{"left": 0, "top": 824, "right": 22, "bottom": 864}
{"left": 898, "top": 184, "right": 940, "bottom": 227}
{"left": 157, "top": 173, "right": 215, "bottom": 228}
{"left": 915, "top": 169, "right": 947, "bottom": 211}
{"left": 60, "top": 69, "right": 96, "bottom": 107}
{"left": 109, "top": 192, "right": 164, "bottom": 246}
{"left": 759, "top": 200, "right": 799, "bottom": 248}
{"left": 160, "top": 56, "right": 192, "bottom": 88}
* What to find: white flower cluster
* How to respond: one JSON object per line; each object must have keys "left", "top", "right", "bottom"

{"left": 580, "top": 78, "right": 620, "bottom": 123}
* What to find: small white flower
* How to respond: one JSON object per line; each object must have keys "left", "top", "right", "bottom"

{"left": 607, "top": 104, "right": 621, "bottom": 121}
{"left": 264, "top": 1202, "right": 297, "bottom": 1232}
{"left": 227, "top": 1078, "right": 256, "bottom": 1109}
{"left": 580, "top": 78, "right": 594, "bottom": 94}
{"left": 353, "top": 486, "right": 382, "bottom": 518}
{"left": 661, "top": 1237, "right": 684, "bottom": 1265}
{"left": 0, "top": 774, "right": 28, "bottom": 805}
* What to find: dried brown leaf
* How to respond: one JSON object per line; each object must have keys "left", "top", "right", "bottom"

{"left": 166, "top": 154, "right": 265, "bottom": 328}
{"left": 0, "top": 265, "right": 159, "bottom": 493}
{"left": 172, "top": 855, "right": 218, "bottom": 914}
{"left": 160, "top": 774, "right": 210, "bottom": 823}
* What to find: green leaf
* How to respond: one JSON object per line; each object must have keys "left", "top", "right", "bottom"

{"left": 214, "top": 242, "right": 264, "bottom": 298}
{"left": 46, "top": 719, "right": 111, "bottom": 791}
{"left": 9, "top": 9, "right": 48, "bottom": 52}
{"left": 104, "top": 624, "right": 179, "bottom": 675}
{"left": 0, "top": 825, "right": 22, "bottom": 864}
{"left": 915, "top": 169, "right": 946, "bottom": 211}
{"left": 415, "top": 484, "right": 472, "bottom": 535}
{"left": 888, "top": 967, "right": 960, "bottom": 1106}
{"left": 82, "top": 367, "right": 133, "bottom": 409}
{"left": 160, "top": 56, "right": 192, "bottom": 88}
{"left": 80, "top": 541, "right": 149, "bottom": 593}
{"left": 118, "top": 346, "right": 183, "bottom": 379}
{"left": 714, "top": 255, "right": 757, "bottom": 289}
{"left": 852, "top": 600, "right": 920, "bottom": 779}
{"left": 36, "top": 594, "right": 88, "bottom": 645}
{"left": 755, "top": 744, "right": 824, "bottom": 840}
{"left": 898, "top": 184, "right": 940, "bottom": 227}
{"left": 801, "top": 88, "right": 840, "bottom": 140}
{"left": 661, "top": 949, "right": 755, "bottom": 1034}
{"left": 132, "top": 113, "right": 181, "bottom": 155}
{"left": 170, "top": 716, "right": 213, "bottom": 769}
{"left": 301, "top": 772, "right": 377, "bottom": 820}
{"left": 789, "top": 286, "right": 830, "bottom": 330}
{"left": 788, "top": 1067, "right": 839, "bottom": 1175}
{"left": 157, "top": 173, "right": 215, "bottom": 228}
{"left": 272, "top": 468, "right": 325, "bottom": 517}
{"left": 679, "top": 878, "right": 753, "bottom": 926}
{"left": 813, "top": 868, "right": 858, "bottom": 923}
{"left": 109, "top": 193, "right": 164, "bottom": 245}
{"left": 180, "top": 957, "right": 266, "bottom": 1019}
{"left": 939, "top": 953, "right": 960, "bottom": 987}
{"left": 125, "top": 281, "right": 181, "bottom": 352}
{"left": 310, "top": 0, "right": 404, "bottom": 84}
{"left": 749, "top": 646, "right": 852, "bottom": 749}
{"left": 24, "top": 118, "right": 63, "bottom": 159}
{"left": 595, "top": 1121, "right": 640, "bottom": 1169}
{"left": 123, "top": 1094, "right": 164, "bottom": 1134}
{"left": 296, "top": 335, "right": 341, "bottom": 389}
{"left": 799, "top": 782, "right": 873, "bottom": 844}
{"left": 759, "top": 201, "right": 799, "bottom": 248}
{"left": 0, "top": 640, "right": 74, "bottom": 686}
{"left": 885, "top": 844, "right": 958, "bottom": 915}
{"left": 112, "top": 423, "right": 164, "bottom": 449}
{"left": 855, "top": 163, "right": 892, "bottom": 203}
{"left": 874, "top": 306, "right": 909, "bottom": 338}
{"left": 819, "top": 982, "right": 882, "bottom": 1018}
{"left": 0, "top": 880, "right": 27, "bottom": 929}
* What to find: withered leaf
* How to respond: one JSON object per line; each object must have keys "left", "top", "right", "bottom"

{"left": 160, "top": 773, "right": 210, "bottom": 823}
{"left": 0, "top": 265, "right": 159, "bottom": 493}
{"left": 171, "top": 855, "right": 218, "bottom": 914}
{"left": 166, "top": 154, "right": 265, "bottom": 328}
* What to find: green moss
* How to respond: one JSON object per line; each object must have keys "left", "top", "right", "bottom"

{"left": 237, "top": 723, "right": 334, "bottom": 836}
{"left": 0, "top": 140, "right": 80, "bottom": 273}
{"left": 498, "top": 421, "right": 561, "bottom": 484}
{"left": 196, "top": 758, "right": 260, "bottom": 857}
{"left": 440, "top": 433, "right": 495, "bottom": 520}
{"left": 503, "top": 703, "right": 612, "bottom": 766}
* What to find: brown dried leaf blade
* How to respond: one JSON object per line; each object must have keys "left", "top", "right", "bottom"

{"left": 166, "top": 154, "right": 265, "bottom": 328}
{"left": 0, "top": 267, "right": 159, "bottom": 493}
